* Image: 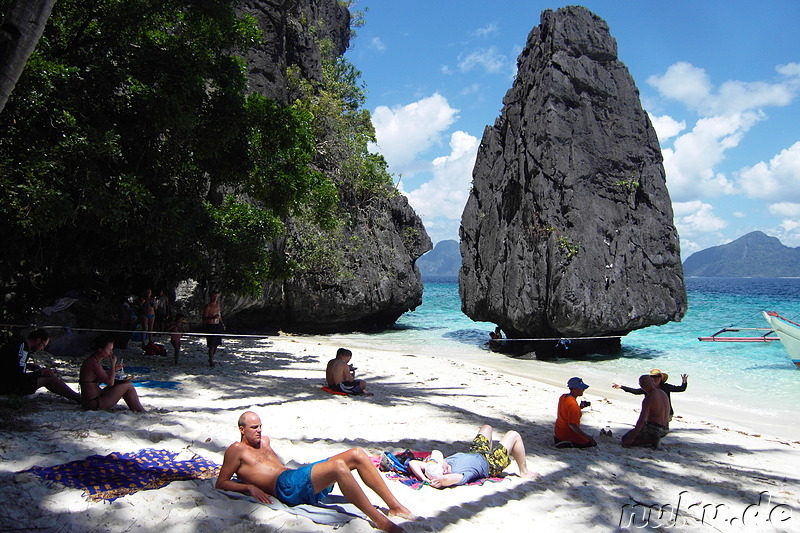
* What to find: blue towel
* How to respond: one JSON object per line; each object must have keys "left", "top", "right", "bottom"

{"left": 132, "top": 380, "right": 180, "bottom": 389}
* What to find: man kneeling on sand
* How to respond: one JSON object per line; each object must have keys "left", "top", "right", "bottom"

{"left": 554, "top": 377, "right": 597, "bottom": 448}
{"left": 406, "top": 424, "right": 538, "bottom": 488}
{"left": 326, "top": 348, "right": 370, "bottom": 395}
{"left": 216, "top": 411, "right": 414, "bottom": 532}
{"left": 621, "top": 374, "right": 671, "bottom": 448}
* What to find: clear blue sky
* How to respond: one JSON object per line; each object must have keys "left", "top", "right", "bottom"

{"left": 345, "top": 1, "right": 800, "bottom": 258}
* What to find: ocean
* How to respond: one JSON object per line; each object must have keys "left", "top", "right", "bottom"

{"left": 327, "top": 277, "right": 800, "bottom": 438}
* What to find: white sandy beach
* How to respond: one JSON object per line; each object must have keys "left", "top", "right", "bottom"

{"left": 1, "top": 333, "right": 798, "bottom": 532}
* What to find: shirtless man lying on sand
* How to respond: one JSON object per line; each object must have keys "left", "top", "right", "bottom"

{"left": 216, "top": 411, "right": 414, "bottom": 532}
{"left": 621, "top": 374, "right": 671, "bottom": 448}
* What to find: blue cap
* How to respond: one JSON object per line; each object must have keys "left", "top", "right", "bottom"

{"left": 567, "top": 377, "right": 589, "bottom": 390}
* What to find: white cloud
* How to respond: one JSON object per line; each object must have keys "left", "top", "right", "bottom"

{"left": 648, "top": 61, "right": 800, "bottom": 115}
{"left": 680, "top": 238, "right": 702, "bottom": 256}
{"left": 460, "top": 83, "right": 481, "bottom": 96}
{"left": 663, "top": 113, "right": 760, "bottom": 200}
{"left": 458, "top": 47, "right": 508, "bottom": 74}
{"left": 739, "top": 141, "right": 800, "bottom": 201}
{"left": 403, "top": 131, "right": 479, "bottom": 222}
{"left": 370, "top": 37, "right": 386, "bottom": 53}
{"left": 648, "top": 62, "right": 712, "bottom": 111}
{"left": 767, "top": 220, "right": 800, "bottom": 247}
{"left": 672, "top": 201, "right": 728, "bottom": 237}
{"left": 779, "top": 219, "right": 800, "bottom": 234}
{"left": 649, "top": 62, "right": 800, "bottom": 202}
{"left": 769, "top": 201, "right": 800, "bottom": 217}
{"left": 648, "top": 113, "right": 685, "bottom": 141}
{"left": 369, "top": 93, "right": 459, "bottom": 176}
{"left": 777, "top": 62, "right": 800, "bottom": 77}
{"left": 474, "top": 23, "right": 498, "bottom": 37}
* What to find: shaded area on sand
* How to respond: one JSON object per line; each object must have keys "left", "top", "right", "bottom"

{"left": 1, "top": 334, "right": 798, "bottom": 532}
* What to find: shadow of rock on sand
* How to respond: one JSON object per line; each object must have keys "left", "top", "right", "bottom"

{"left": 4, "top": 335, "right": 799, "bottom": 532}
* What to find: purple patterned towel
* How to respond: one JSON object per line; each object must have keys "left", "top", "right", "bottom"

{"left": 25, "top": 448, "right": 219, "bottom": 502}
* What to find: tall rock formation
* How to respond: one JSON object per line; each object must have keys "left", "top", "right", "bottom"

{"left": 460, "top": 6, "right": 686, "bottom": 351}
{"left": 221, "top": 0, "right": 431, "bottom": 332}
{"left": 236, "top": 0, "right": 351, "bottom": 105}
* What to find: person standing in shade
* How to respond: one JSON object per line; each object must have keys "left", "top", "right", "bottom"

{"left": 154, "top": 289, "right": 171, "bottom": 333}
{"left": 613, "top": 369, "right": 688, "bottom": 420}
{"left": 203, "top": 291, "right": 225, "bottom": 367}
{"left": 141, "top": 288, "right": 156, "bottom": 346}
{"left": 554, "top": 377, "right": 597, "bottom": 448}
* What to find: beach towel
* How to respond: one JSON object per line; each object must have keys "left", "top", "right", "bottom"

{"left": 132, "top": 379, "right": 180, "bottom": 389}
{"left": 25, "top": 448, "right": 219, "bottom": 502}
{"left": 320, "top": 386, "right": 347, "bottom": 396}
{"left": 207, "top": 482, "right": 366, "bottom": 528}
{"left": 371, "top": 452, "right": 507, "bottom": 490}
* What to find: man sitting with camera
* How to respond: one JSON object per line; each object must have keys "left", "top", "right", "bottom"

{"left": 325, "top": 348, "right": 370, "bottom": 396}
{"left": 554, "top": 377, "right": 597, "bottom": 448}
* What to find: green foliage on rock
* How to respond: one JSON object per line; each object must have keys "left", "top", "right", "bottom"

{"left": 279, "top": 30, "right": 398, "bottom": 280}
{"left": 0, "top": 0, "right": 339, "bottom": 317}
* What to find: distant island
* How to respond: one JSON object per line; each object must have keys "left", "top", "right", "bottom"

{"left": 682, "top": 231, "right": 800, "bottom": 277}
{"left": 423, "top": 232, "right": 800, "bottom": 280}
{"left": 416, "top": 240, "right": 461, "bottom": 279}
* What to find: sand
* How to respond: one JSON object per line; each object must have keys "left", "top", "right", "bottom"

{"left": 1, "top": 334, "right": 798, "bottom": 532}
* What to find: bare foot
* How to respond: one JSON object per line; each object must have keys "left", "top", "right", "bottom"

{"left": 387, "top": 506, "right": 417, "bottom": 521}
{"left": 374, "top": 516, "right": 405, "bottom": 532}
{"left": 520, "top": 470, "right": 541, "bottom": 480}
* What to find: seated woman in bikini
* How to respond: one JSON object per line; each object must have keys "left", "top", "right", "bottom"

{"left": 79, "top": 335, "right": 145, "bottom": 412}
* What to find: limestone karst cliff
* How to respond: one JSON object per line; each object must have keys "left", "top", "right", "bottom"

{"left": 223, "top": 0, "right": 431, "bottom": 332}
{"left": 459, "top": 6, "right": 686, "bottom": 351}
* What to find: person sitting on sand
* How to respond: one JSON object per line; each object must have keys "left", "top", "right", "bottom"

{"left": 554, "top": 377, "right": 597, "bottom": 448}
{"left": 406, "top": 424, "right": 538, "bottom": 488}
{"left": 621, "top": 374, "right": 671, "bottom": 448}
{"left": 216, "top": 411, "right": 414, "bottom": 532}
{"left": 0, "top": 329, "right": 81, "bottom": 403}
{"left": 613, "top": 368, "right": 687, "bottom": 420}
{"left": 79, "top": 335, "right": 145, "bottom": 412}
{"left": 326, "top": 348, "right": 369, "bottom": 395}
{"left": 487, "top": 326, "right": 504, "bottom": 348}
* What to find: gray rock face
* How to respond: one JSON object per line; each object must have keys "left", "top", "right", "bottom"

{"left": 236, "top": 0, "right": 351, "bottom": 104}
{"left": 227, "top": 193, "right": 431, "bottom": 332}
{"left": 216, "top": 1, "right": 431, "bottom": 332}
{"left": 460, "top": 6, "right": 686, "bottom": 344}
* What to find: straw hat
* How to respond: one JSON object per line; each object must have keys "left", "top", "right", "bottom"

{"left": 650, "top": 368, "right": 668, "bottom": 382}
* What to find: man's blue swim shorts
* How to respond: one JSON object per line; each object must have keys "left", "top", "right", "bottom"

{"left": 275, "top": 460, "right": 333, "bottom": 505}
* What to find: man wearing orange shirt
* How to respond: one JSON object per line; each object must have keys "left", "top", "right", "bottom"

{"left": 554, "top": 377, "right": 597, "bottom": 448}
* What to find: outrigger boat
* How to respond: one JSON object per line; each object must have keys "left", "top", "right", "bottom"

{"left": 698, "top": 312, "right": 800, "bottom": 368}
{"left": 698, "top": 326, "right": 779, "bottom": 343}
{"left": 762, "top": 311, "right": 800, "bottom": 368}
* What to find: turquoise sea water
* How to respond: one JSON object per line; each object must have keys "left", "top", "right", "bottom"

{"left": 329, "top": 277, "right": 800, "bottom": 436}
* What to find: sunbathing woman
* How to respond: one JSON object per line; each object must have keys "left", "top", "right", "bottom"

{"left": 79, "top": 335, "right": 145, "bottom": 412}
